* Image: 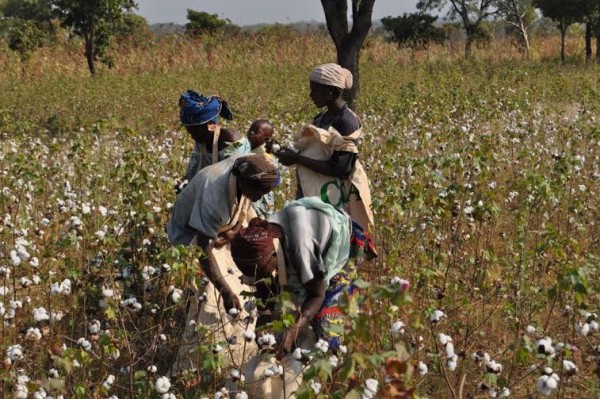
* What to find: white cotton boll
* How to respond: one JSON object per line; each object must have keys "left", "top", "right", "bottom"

{"left": 171, "top": 288, "right": 183, "bottom": 304}
{"left": 95, "top": 230, "right": 106, "bottom": 240}
{"left": 243, "top": 330, "right": 256, "bottom": 342}
{"left": 155, "top": 376, "right": 171, "bottom": 394}
{"left": 147, "top": 365, "right": 157, "bottom": 373}
{"left": 77, "top": 337, "right": 92, "bottom": 352}
{"left": 59, "top": 279, "right": 72, "bottom": 295}
{"left": 7, "top": 344, "right": 24, "bottom": 360}
{"left": 230, "top": 368, "right": 240, "bottom": 380}
{"left": 33, "top": 307, "right": 50, "bottom": 322}
{"left": 50, "top": 282, "right": 62, "bottom": 295}
{"left": 98, "top": 206, "right": 108, "bottom": 216}
{"left": 0, "top": 266, "right": 10, "bottom": 277}
{"left": 525, "top": 325, "right": 536, "bottom": 334}
{"left": 485, "top": 360, "right": 503, "bottom": 374}
{"left": 48, "top": 368, "right": 59, "bottom": 378}
{"left": 361, "top": 390, "right": 374, "bottom": 399}
{"left": 536, "top": 376, "right": 554, "bottom": 396}
{"left": 33, "top": 388, "right": 47, "bottom": 399}
{"left": 562, "top": 360, "right": 577, "bottom": 375}
{"left": 589, "top": 320, "right": 599, "bottom": 332}
{"left": 81, "top": 204, "right": 91, "bottom": 214}
{"left": 30, "top": 257, "right": 39, "bottom": 268}
{"left": 228, "top": 308, "right": 239, "bottom": 316}
{"left": 16, "top": 245, "right": 30, "bottom": 261}
{"left": 310, "top": 380, "right": 322, "bottom": 394}
{"left": 258, "top": 333, "right": 277, "bottom": 349}
{"left": 50, "top": 310, "right": 64, "bottom": 321}
{"left": 437, "top": 333, "right": 452, "bottom": 346}
{"left": 102, "top": 286, "right": 114, "bottom": 298}
{"left": 41, "top": 218, "right": 50, "bottom": 226}
{"left": 417, "top": 361, "right": 428, "bottom": 376}
{"left": 488, "top": 388, "right": 498, "bottom": 398}
{"left": 14, "top": 384, "right": 28, "bottom": 399}
{"left": 498, "top": 387, "right": 510, "bottom": 397}
{"left": 365, "top": 379, "right": 378, "bottom": 394}
{"left": 315, "top": 338, "right": 329, "bottom": 353}
{"left": 10, "top": 250, "right": 21, "bottom": 266}
{"left": 19, "top": 277, "right": 33, "bottom": 288}
{"left": 293, "top": 347, "right": 303, "bottom": 360}
{"left": 536, "top": 337, "right": 555, "bottom": 356}
{"left": 471, "top": 351, "right": 490, "bottom": 363}
{"left": 339, "top": 345, "right": 348, "bottom": 354}
{"left": 235, "top": 392, "right": 249, "bottom": 399}
{"left": 446, "top": 355, "right": 458, "bottom": 371}
{"left": 445, "top": 342, "right": 455, "bottom": 358}
{"left": 430, "top": 309, "right": 446, "bottom": 323}
{"left": 103, "top": 374, "right": 116, "bottom": 389}
{"left": 391, "top": 320, "right": 405, "bottom": 336}
{"left": 329, "top": 354, "right": 340, "bottom": 368}
{"left": 26, "top": 327, "right": 42, "bottom": 341}
{"left": 263, "top": 368, "right": 274, "bottom": 377}
{"left": 212, "top": 344, "right": 223, "bottom": 354}
{"left": 32, "top": 275, "right": 41, "bottom": 284}
{"left": 88, "top": 320, "right": 101, "bottom": 334}
{"left": 162, "top": 394, "right": 176, "bottom": 399}
{"left": 0, "top": 286, "right": 11, "bottom": 296}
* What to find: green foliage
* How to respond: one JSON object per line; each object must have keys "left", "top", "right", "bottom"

{"left": 185, "top": 8, "right": 233, "bottom": 36}
{"left": 51, "top": 0, "right": 137, "bottom": 74}
{"left": 381, "top": 12, "right": 446, "bottom": 48}
{"left": 7, "top": 18, "right": 45, "bottom": 62}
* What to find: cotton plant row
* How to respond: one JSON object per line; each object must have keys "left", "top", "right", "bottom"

{"left": 0, "top": 97, "right": 598, "bottom": 397}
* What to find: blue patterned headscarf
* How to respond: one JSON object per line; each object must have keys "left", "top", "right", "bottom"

{"left": 179, "top": 90, "right": 234, "bottom": 126}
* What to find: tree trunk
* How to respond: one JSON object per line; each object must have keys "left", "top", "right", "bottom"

{"left": 336, "top": 39, "right": 360, "bottom": 108}
{"left": 320, "top": 0, "right": 375, "bottom": 110}
{"left": 595, "top": 20, "right": 600, "bottom": 63}
{"left": 585, "top": 23, "right": 592, "bottom": 62}
{"left": 85, "top": 31, "right": 96, "bottom": 75}
{"left": 560, "top": 22, "right": 567, "bottom": 64}
{"left": 519, "top": 19, "right": 530, "bottom": 60}
{"left": 465, "top": 33, "right": 473, "bottom": 59}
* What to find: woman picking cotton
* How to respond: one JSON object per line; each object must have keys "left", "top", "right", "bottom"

{"left": 274, "top": 63, "right": 375, "bottom": 234}
{"left": 228, "top": 198, "right": 374, "bottom": 397}
{"left": 167, "top": 154, "right": 278, "bottom": 376}
{"left": 178, "top": 90, "right": 249, "bottom": 184}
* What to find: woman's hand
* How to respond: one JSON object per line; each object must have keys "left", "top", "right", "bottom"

{"left": 222, "top": 290, "right": 241, "bottom": 313}
{"left": 274, "top": 148, "right": 298, "bottom": 166}
{"left": 213, "top": 221, "right": 243, "bottom": 248}
{"left": 279, "top": 326, "right": 300, "bottom": 356}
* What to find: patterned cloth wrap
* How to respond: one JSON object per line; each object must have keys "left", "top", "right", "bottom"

{"left": 179, "top": 89, "right": 233, "bottom": 126}
{"left": 313, "top": 221, "right": 377, "bottom": 350}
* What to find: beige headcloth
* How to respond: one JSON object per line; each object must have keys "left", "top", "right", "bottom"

{"left": 310, "top": 63, "right": 353, "bottom": 90}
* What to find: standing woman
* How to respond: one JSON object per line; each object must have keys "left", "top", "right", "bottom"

{"left": 274, "top": 63, "right": 375, "bottom": 233}
{"left": 178, "top": 90, "right": 249, "bottom": 183}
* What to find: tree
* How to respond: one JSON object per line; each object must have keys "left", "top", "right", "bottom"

{"left": 417, "top": 0, "right": 497, "bottom": 58}
{"left": 381, "top": 12, "right": 446, "bottom": 48}
{"left": 495, "top": 0, "right": 537, "bottom": 58}
{"left": 185, "top": 9, "right": 230, "bottom": 36}
{"left": 52, "top": 0, "right": 137, "bottom": 75}
{"left": 533, "top": 0, "right": 581, "bottom": 62}
{"left": 1, "top": 0, "right": 56, "bottom": 68}
{"left": 320, "top": 0, "right": 376, "bottom": 107}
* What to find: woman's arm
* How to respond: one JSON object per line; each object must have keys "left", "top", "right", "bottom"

{"left": 196, "top": 233, "right": 241, "bottom": 311}
{"left": 281, "top": 276, "right": 327, "bottom": 353}
{"left": 276, "top": 149, "right": 356, "bottom": 179}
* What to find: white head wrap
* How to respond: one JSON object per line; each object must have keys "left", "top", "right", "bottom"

{"left": 309, "top": 63, "right": 353, "bottom": 90}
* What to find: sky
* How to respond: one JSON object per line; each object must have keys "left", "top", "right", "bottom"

{"left": 136, "top": 0, "right": 420, "bottom": 26}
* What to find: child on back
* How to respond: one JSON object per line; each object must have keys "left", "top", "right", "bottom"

{"left": 246, "top": 119, "right": 280, "bottom": 218}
